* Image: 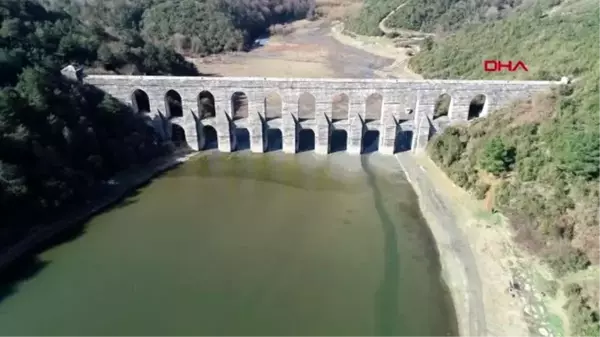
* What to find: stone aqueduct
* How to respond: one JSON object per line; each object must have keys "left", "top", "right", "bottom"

{"left": 80, "top": 72, "right": 557, "bottom": 154}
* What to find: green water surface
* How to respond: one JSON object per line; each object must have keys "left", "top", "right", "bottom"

{"left": 0, "top": 152, "right": 457, "bottom": 336}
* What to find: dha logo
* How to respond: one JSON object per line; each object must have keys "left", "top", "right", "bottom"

{"left": 483, "top": 60, "right": 529, "bottom": 72}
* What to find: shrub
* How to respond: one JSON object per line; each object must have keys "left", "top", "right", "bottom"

{"left": 545, "top": 247, "right": 591, "bottom": 277}
{"left": 478, "top": 136, "right": 515, "bottom": 175}
{"left": 564, "top": 282, "right": 583, "bottom": 297}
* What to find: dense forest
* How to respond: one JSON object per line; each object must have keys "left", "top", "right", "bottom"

{"left": 344, "top": 0, "right": 404, "bottom": 35}
{"left": 384, "top": 0, "right": 526, "bottom": 33}
{"left": 406, "top": 0, "right": 599, "bottom": 335}
{"left": 0, "top": 0, "right": 186, "bottom": 246}
{"left": 42, "top": 0, "right": 316, "bottom": 56}
{"left": 0, "top": 0, "right": 315, "bottom": 248}
{"left": 345, "top": 0, "right": 527, "bottom": 35}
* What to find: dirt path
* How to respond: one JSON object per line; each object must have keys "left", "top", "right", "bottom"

{"left": 378, "top": 1, "right": 435, "bottom": 38}
{"left": 327, "top": 0, "right": 434, "bottom": 80}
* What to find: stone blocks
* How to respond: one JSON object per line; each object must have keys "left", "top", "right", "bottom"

{"left": 83, "top": 75, "right": 558, "bottom": 155}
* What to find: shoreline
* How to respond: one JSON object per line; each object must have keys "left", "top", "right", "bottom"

{"left": 328, "top": 21, "right": 423, "bottom": 80}
{"left": 395, "top": 152, "right": 564, "bottom": 337}
{"left": 394, "top": 153, "right": 485, "bottom": 336}
{"left": 0, "top": 145, "right": 523, "bottom": 336}
{"left": 0, "top": 15, "right": 546, "bottom": 336}
{"left": 0, "top": 149, "right": 198, "bottom": 273}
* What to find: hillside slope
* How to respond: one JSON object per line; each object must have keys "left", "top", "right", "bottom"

{"left": 42, "top": 0, "right": 316, "bottom": 56}
{"left": 0, "top": 0, "right": 196, "bottom": 246}
{"left": 345, "top": 0, "right": 524, "bottom": 36}
{"left": 408, "top": 0, "right": 598, "bottom": 335}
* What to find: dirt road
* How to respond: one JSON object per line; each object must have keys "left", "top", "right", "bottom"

{"left": 378, "top": 1, "right": 435, "bottom": 37}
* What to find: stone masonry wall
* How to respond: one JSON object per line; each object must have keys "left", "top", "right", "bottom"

{"left": 83, "top": 74, "right": 558, "bottom": 154}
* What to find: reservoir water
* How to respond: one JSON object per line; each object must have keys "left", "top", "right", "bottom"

{"left": 0, "top": 152, "right": 457, "bottom": 335}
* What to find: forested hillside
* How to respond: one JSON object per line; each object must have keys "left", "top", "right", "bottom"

{"left": 405, "top": 0, "right": 598, "bottom": 335}
{"left": 42, "top": 0, "right": 316, "bottom": 56}
{"left": 345, "top": 0, "right": 526, "bottom": 35}
{"left": 344, "top": 0, "right": 403, "bottom": 35}
{"left": 0, "top": 0, "right": 317, "bottom": 249}
{"left": 0, "top": 0, "right": 188, "bottom": 245}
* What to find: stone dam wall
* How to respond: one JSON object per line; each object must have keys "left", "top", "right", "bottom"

{"left": 81, "top": 73, "right": 558, "bottom": 154}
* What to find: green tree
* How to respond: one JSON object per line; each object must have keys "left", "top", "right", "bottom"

{"left": 555, "top": 128, "right": 600, "bottom": 180}
{"left": 478, "top": 136, "right": 513, "bottom": 175}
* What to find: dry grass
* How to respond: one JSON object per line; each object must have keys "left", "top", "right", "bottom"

{"left": 269, "top": 24, "right": 297, "bottom": 36}
{"left": 315, "top": 0, "right": 362, "bottom": 21}
{"left": 190, "top": 54, "right": 336, "bottom": 78}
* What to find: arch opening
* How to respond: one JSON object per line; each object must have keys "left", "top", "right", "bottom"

{"left": 394, "top": 128, "right": 413, "bottom": 153}
{"left": 330, "top": 129, "right": 347, "bottom": 153}
{"left": 266, "top": 128, "right": 283, "bottom": 152}
{"left": 132, "top": 89, "right": 150, "bottom": 114}
{"left": 231, "top": 92, "right": 248, "bottom": 120}
{"left": 433, "top": 94, "right": 451, "bottom": 120}
{"left": 234, "top": 128, "right": 251, "bottom": 151}
{"left": 264, "top": 92, "right": 282, "bottom": 121}
{"left": 202, "top": 125, "right": 218, "bottom": 150}
{"left": 298, "top": 92, "right": 315, "bottom": 121}
{"left": 362, "top": 130, "right": 379, "bottom": 154}
{"left": 297, "top": 129, "right": 315, "bottom": 152}
{"left": 331, "top": 93, "right": 349, "bottom": 122}
{"left": 198, "top": 91, "right": 215, "bottom": 119}
{"left": 468, "top": 94, "right": 486, "bottom": 120}
{"left": 365, "top": 93, "right": 382, "bottom": 123}
{"left": 165, "top": 90, "right": 183, "bottom": 118}
{"left": 171, "top": 124, "right": 187, "bottom": 147}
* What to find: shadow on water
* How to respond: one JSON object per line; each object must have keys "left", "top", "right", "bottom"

{"left": 0, "top": 220, "right": 96, "bottom": 305}
{"left": 203, "top": 125, "right": 218, "bottom": 150}
{"left": 235, "top": 128, "right": 251, "bottom": 151}
{"left": 172, "top": 124, "right": 188, "bottom": 148}
{"left": 360, "top": 155, "right": 400, "bottom": 335}
{"left": 0, "top": 257, "right": 49, "bottom": 305}
{"left": 297, "top": 129, "right": 315, "bottom": 152}
{"left": 266, "top": 129, "right": 283, "bottom": 152}
{"left": 0, "top": 153, "right": 193, "bottom": 302}
{"left": 394, "top": 130, "right": 413, "bottom": 153}
{"left": 362, "top": 130, "right": 380, "bottom": 154}
{"left": 330, "top": 129, "right": 347, "bottom": 153}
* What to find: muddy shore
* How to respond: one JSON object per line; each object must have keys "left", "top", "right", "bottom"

{"left": 395, "top": 153, "right": 485, "bottom": 336}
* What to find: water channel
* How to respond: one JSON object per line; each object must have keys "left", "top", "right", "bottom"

{"left": 0, "top": 152, "right": 457, "bottom": 335}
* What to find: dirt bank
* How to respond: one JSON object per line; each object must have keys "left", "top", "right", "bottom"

{"left": 190, "top": 20, "right": 397, "bottom": 79}
{"left": 396, "top": 152, "right": 568, "bottom": 337}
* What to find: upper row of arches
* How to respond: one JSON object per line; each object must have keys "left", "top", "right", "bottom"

{"left": 131, "top": 89, "right": 488, "bottom": 121}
